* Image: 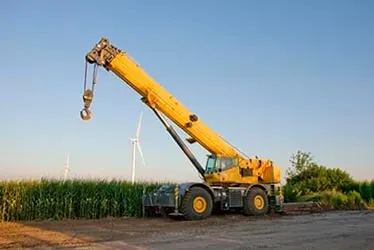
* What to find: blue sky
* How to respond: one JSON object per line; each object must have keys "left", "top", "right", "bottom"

{"left": 1, "top": 0, "right": 373, "bottom": 182}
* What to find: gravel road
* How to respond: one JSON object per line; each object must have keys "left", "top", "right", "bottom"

{"left": 1, "top": 210, "right": 373, "bottom": 249}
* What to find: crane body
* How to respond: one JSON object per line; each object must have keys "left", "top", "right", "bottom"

{"left": 81, "top": 38, "right": 283, "bottom": 220}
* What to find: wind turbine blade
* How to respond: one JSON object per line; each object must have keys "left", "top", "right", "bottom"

{"left": 136, "top": 112, "right": 143, "bottom": 139}
{"left": 137, "top": 142, "right": 146, "bottom": 166}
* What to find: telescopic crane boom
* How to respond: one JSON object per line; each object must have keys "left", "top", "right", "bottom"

{"left": 80, "top": 38, "right": 283, "bottom": 220}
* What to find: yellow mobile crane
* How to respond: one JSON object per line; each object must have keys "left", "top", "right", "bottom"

{"left": 80, "top": 38, "right": 283, "bottom": 220}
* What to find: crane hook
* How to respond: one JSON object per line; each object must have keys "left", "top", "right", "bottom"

{"left": 80, "top": 89, "right": 93, "bottom": 120}
{"left": 80, "top": 107, "right": 92, "bottom": 120}
{"left": 80, "top": 61, "right": 98, "bottom": 121}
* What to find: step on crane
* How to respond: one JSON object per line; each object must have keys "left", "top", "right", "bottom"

{"left": 80, "top": 38, "right": 284, "bottom": 220}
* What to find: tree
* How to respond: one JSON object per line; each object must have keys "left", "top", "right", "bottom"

{"left": 286, "top": 150, "right": 315, "bottom": 179}
{"left": 285, "top": 150, "right": 354, "bottom": 197}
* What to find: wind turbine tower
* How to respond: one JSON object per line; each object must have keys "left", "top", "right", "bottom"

{"left": 63, "top": 153, "right": 70, "bottom": 182}
{"left": 130, "top": 112, "right": 146, "bottom": 184}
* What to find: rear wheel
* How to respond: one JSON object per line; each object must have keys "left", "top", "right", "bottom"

{"left": 180, "top": 187, "right": 213, "bottom": 220}
{"left": 243, "top": 187, "right": 269, "bottom": 216}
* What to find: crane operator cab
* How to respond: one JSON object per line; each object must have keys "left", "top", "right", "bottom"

{"left": 203, "top": 154, "right": 271, "bottom": 186}
{"left": 205, "top": 155, "right": 238, "bottom": 174}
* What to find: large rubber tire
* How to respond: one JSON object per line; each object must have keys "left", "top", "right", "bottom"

{"left": 180, "top": 187, "right": 213, "bottom": 220}
{"left": 243, "top": 187, "right": 269, "bottom": 216}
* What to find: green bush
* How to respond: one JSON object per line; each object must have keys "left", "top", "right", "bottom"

{"left": 296, "top": 189, "right": 365, "bottom": 210}
{"left": 331, "top": 192, "right": 348, "bottom": 209}
{"left": 367, "top": 199, "right": 374, "bottom": 207}
{"left": 284, "top": 151, "right": 374, "bottom": 209}
{"left": 319, "top": 190, "right": 365, "bottom": 210}
{"left": 283, "top": 182, "right": 302, "bottom": 202}
{"left": 359, "top": 181, "right": 372, "bottom": 202}
{"left": 285, "top": 151, "right": 354, "bottom": 197}
{"left": 341, "top": 180, "right": 360, "bottom": 193}
{"left": 346, "top": 190, "right": 365, "bottom": 209}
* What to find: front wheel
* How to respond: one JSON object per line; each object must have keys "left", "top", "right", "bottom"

{"left": 180, "top": 187, "right": 213, "bottom": 220}
{"left": 243, "top": 187, "right": 269, "bottom": 216}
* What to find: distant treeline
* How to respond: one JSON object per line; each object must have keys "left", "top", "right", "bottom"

{"left": 283, "top": 150, "right": 374, "bottom": 209}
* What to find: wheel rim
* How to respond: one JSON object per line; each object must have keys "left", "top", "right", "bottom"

{"left": 254, "top": 195, "right": 264, "bottom": 210}
{"left": 193, "top": 196, "right": 207, "bottom": 213}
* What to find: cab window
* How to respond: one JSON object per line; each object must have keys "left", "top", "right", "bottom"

{"left": 216, "top": 157, "right": 237, "bottom": 170}
{"left": 205, "top": 156, "right": 216, "bottom": 172}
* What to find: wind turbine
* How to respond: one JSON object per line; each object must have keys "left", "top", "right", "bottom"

{"left": 130, "top": 112, "right": 146, "bottom": 184}
{"left": 63, "top": 153, "right": 70, "bottom": 182}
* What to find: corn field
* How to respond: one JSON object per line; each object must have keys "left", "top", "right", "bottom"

{"left": 0, "top": 179, "right": 169, "bottom": 222}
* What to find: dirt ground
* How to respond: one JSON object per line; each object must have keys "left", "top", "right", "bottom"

{"left": 0, "top": 210, "right": 373, "bottom": 250}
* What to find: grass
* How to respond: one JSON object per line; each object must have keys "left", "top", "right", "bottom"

{"left": 0, "top": 179, "right": 170, "bottom": 222}
{"left": 292, "top": 190, "right": 367, "bottom": 210}
{"left": 284, "top": 179, "right": 374, "bottom": 209}
{"left": 367, "top": 199, "right": 374, "bottom": 209}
